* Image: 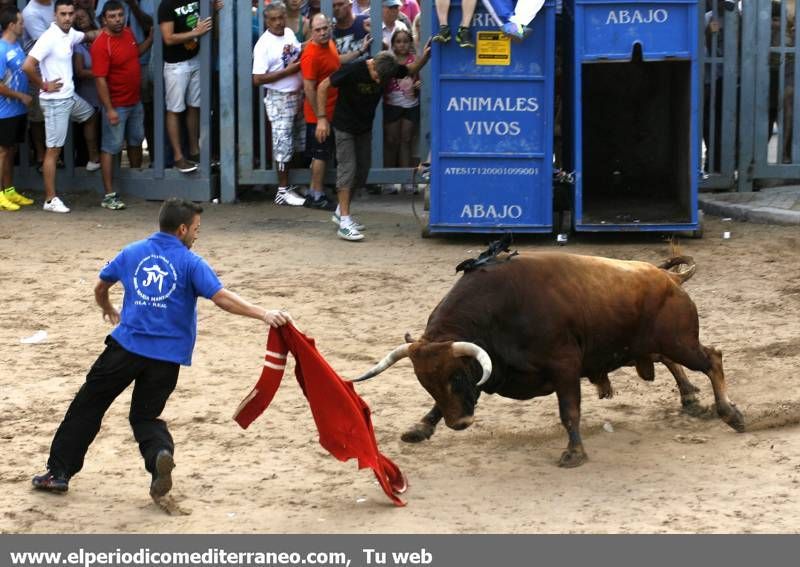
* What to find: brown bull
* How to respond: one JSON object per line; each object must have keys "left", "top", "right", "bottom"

{"left": 353, "top": 251, "right": 745, "bottom": 467}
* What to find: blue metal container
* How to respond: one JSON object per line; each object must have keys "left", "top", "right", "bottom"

{"left": 429, "top": 1, "right": 556, "bottom": 233}
{"left": 565, "top": 0, "right": 701, "bottom": 232}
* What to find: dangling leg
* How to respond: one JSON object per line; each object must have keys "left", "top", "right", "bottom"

{"left": 401, "top": 405, "right": 443, "bottom": 443}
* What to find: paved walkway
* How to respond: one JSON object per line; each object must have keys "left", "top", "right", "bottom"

{"left": 699, "top": 185, "right": 800, "bottom": 225}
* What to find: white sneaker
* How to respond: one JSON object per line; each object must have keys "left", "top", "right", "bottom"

{"left": 274, "top": 186, "right": 306, "bottom": 206}
{"left": 85, "top": 160, "right": 101, "bottom": 172}
{"left": 331, "top": 212, "right": 366, "bottom": 231}
{"left": 337, "top": 222, "right": 365, "bottom": 241}
{"left": 43, "top": 196, "right": 70, "bottom": 213}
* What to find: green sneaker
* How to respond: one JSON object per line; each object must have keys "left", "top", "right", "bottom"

{"left": 456, "top": 26, "right": 474, "bottom": 48}
{"left": 101, "top": 192, "right": 126, "bottom": 210}
{"left": 432, "top": 24, "right": 451, "bottom": 43}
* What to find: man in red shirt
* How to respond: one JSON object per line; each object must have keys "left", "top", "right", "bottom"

{"left": 91, "top": 0, "right": 153, "bottom": 210}
{"left": 299, "top": 13, "right": 340, "bottom": 210}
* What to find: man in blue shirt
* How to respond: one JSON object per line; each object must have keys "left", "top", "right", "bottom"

{"left": 0, "top": 7, "right": 34, "bottom": 211}
{"left": 32, "top": 198, "right": 292, "bottom": 499}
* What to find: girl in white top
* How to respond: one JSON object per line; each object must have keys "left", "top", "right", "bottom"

{"left": 382, "top": 28, "right": 420, "bottom": 192}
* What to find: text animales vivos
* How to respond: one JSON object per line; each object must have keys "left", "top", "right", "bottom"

{"left": 354, "top": 251, "right": 745, "bottom": 467}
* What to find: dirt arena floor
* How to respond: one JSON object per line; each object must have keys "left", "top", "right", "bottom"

{"left": 2, "top": 190, "right": 799, "bottom": 534}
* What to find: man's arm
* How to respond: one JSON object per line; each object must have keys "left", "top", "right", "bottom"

{"left": 338, "top": 33, "right": 372, "bottom": 63}
{"left": 0, "top": 60, "right": 32, "bottom": 107}
{"left": 405, "top": 38, "right": 431, "bottom": 75}
{"left": 303, "top": 76, "right": 319, "bottom": 118}
{"left": 160, "top": 17, "right": 212, "bottom": 46}
{"left": 22, "top": 55, "right": 62, "bottom": 94}
{"left": 125, "top": 0, "right": 154, "bottom": 33}
{"left": 253, "top": 60, "right": 301, "bottom": 86}
{"left": 95, "top": 76, "right": 120, "bottom": 125}
{"left": 82, "top": 30, "right": 100, "bottom": 42}
{"left": 95, "top": 279, "right": 120, "bottom": 325}
{"left": 137, "top": 25, "right": 154, "bottom": 54}
{"left": 315, "top": 76, "right": 331, "bottom": 142}
{"left": 211, "top": 288, "right": 291, "bottom": 328}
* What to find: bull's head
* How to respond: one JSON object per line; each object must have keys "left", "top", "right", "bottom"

{"left": 352, "top": 338, "right": 492, "bottom": 430}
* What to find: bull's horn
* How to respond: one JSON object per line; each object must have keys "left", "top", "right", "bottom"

{"left": 351, "top": 344, "right": 411, "bottom": 382}
{"left": 451, "top": 342, "right": 493, "bottom": 387}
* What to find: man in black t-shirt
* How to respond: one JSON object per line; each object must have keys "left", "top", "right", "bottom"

{"left": 157, "top": 0, "right": 221, "bottom": 173}
{"left": 316, "top": 43, "right": 429, "bottom": 242}
{"left": 332, "top": 0, "right": 370, "bottom": 62}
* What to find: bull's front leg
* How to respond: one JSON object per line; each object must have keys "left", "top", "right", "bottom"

{"left": 401, "top": 405, "right": 443, "bottom": 443}
{"left": 555, "top": 378, "right": 587, "bottom": 467}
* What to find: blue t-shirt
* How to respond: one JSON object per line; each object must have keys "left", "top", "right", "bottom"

{"left": 0, "top": 39, "right": 29, "bottom": 118}
{"left": 99, "top": 232, "right": 224, "bottom": 366}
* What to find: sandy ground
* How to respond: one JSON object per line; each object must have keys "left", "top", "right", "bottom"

{"left": 1, "top": 189, "right": 799, "bottom": 534}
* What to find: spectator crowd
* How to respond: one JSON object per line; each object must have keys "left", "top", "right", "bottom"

{"left": 0, "top": 0, "right": 221, "bottom": 214}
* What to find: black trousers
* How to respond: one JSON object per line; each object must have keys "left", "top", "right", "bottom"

{"left": 47, "top": 336, "right": 180, "bottom": 479}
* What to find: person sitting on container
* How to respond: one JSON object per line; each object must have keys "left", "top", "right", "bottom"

{"left": 431, "top": 0, "right": 477, "bottom": 48}
{"left": 481, "top": 0, "right": 544, "bottom": 40}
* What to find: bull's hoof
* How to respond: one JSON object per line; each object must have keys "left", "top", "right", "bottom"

{"left": 723, "top": 408, "right": 746, "bottom": 433}
{"left": 596, "top": 383, "right": 614, "bottom": 399}
{"left": 681, "top": 398, "right": 707, "bottom": 418}
{"left": 558, "top": 449, "right": 588, "bottom": 468}
{"left": 401, "top": 423, "right": 435, "bottom": 443}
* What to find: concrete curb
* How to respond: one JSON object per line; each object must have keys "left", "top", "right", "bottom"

{"left": 699, "top": 197, "right": 800, "bottom": 226}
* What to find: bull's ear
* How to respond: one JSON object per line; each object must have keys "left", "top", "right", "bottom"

{"left": 404, "top": 332, "right": 416, "bottom": 343}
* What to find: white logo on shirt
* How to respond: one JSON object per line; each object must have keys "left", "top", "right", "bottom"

{"left": 134, "top": 255, "right": 177, "bottom": 304}
{"left": 141, "top": 264, "right": 169, "bottom": 293}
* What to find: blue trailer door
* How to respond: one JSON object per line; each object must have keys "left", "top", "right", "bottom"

{"left": 565, "top": 0, "right": 701, "bottom": 233}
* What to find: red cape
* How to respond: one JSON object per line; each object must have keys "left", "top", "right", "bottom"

{"left": 234, "top": 323, "right": 407, "bottom": 506}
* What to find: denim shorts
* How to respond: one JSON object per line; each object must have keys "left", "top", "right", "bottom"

{"left": 101, "top": 102, "right": 145, "bottom": 155}
{"left": 40, "top": 95, "right": 95, "bottom": 148}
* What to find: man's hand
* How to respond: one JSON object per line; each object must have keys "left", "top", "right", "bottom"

{"left": 195, "top": 16, "right": 213, "bottom": 36}
{"left": 360, "top": 33, "right": 373, "bottom": 54}
{"left": 43, "top": 77, "right": 64, "bottom": 93}
{"left": 213, "top": 0, "right": 224, "bottom": 11}
{"left": 263, "top": 309, "right": 292, "bottom": 327}
{"left": 102, "top": 306, "right": 121, "bottom": 325}
{"left": 18, "top": 92, "right": 32, "bottom": 107}
{"left": 315, "top": 118, "right": 329, "bottom": 143}
{"left": 107, "top": 108, "right": 120, "bottom": 125}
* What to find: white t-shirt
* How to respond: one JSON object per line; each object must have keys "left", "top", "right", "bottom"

{"left": 381, "top": 20, "right": 408, "bottom": 49}
{"left": 22, "top": 0, "right": 54, "bottom": 52}
{"left": 252, "top": 28, "right": 302, "bottom": 95}
{"left": 29, "top": 23, "right": 85, "bottom": 100}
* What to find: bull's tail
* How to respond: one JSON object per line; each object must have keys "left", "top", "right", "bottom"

{"left": 658, "top": 256, "right": 696, "bottom": 285}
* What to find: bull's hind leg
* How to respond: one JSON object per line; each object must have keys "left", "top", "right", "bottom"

{"left": 588, "top": 373, "right": 613, "bottom": 399}
{"left": 701, "top": 346, "right": 745, "bottom": 432}
{"left": 651, "top": 355, "right": 704, "bottom": 416}
{"left": 401, "top": 405, "right": 443, "bottom": 443}
{"left": 554, "top": 374, "right": 587, "bottom": 467}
